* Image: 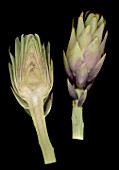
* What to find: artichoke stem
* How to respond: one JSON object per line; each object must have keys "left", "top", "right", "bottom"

{"left": 72, "top": 101, "right": 84, "bottom": 140}
{"left": 30, "top": 96, "right": 56, "bottom": 164}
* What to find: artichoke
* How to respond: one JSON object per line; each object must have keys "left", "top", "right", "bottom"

{"left": 8, "top": 34, "right": 56, "bottom": 164}
{"left": 63, "top": 12, "right": 108, "bottom": 140}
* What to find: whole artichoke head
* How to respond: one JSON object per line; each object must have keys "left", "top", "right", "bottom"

{"left": 63, "top": 12, "right": 108, "bottom": 101}
{"left": 63, "top": 12, "right": 108, "bottom": 140}
{"left": 9, "top": 34, "right": 53, "bottom": 112}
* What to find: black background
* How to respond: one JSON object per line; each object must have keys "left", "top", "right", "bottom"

{"left": 0, "top": 0, "right": 116, "bottom": 169}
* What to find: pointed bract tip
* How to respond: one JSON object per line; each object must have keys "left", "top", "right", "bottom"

{"left": 80, "top": 11, "right": 84, "bottom": 17}
{"left": 78, "top": 89, "right": 87, "bottom": 107}
{"left": 67, "top": 79, "right": 78, "bottom": 100}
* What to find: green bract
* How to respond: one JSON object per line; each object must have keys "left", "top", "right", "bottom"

{"left": 8, "top": 34, "right": 56, "bottom": 164}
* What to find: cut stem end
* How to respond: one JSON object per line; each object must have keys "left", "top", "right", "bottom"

{"left": 72, "top": 104, "right": 84, "bottom": 140}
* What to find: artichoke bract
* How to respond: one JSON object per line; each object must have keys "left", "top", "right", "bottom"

{"left": 63, "top": 12, "right": 108, "bottom": 140}
{"left": 8, "top": 34, "right": 56, "bottom": 164}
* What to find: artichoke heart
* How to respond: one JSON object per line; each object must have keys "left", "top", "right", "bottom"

{"left": 9, "top": 34, "right": 53, "bottom": 103}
